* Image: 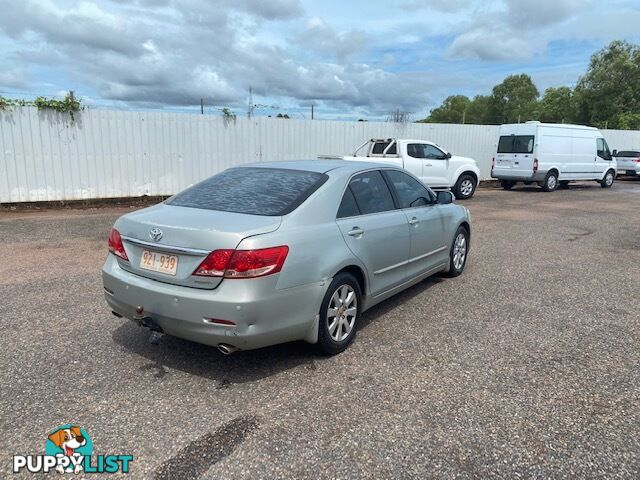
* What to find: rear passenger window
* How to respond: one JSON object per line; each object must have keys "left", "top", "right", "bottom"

{"left": 337, "top": 187, "right": 360, "bottom": 218}
{"left": 348, "top": 171, "right": 396, "bottom": 215}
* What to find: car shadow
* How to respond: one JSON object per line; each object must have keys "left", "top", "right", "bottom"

{"left": 111, "top": 275, "right": 445, "bottom": 384}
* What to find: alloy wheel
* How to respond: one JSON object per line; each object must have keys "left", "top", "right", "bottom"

{"left": 460, "top": 179, "right": 474, "bottom": 197}
{"left": 453, "top": 233, "right": 467, "bottom": 270}
{"left": 327, "top": 285, "right": 357, "bottom": 342}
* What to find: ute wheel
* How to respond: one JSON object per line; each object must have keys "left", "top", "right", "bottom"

{"left": 601, "top": 169, "right": 615, "bottom": 188}
{"left": 317, "top": 272, "right": 362, "bottom": 355}
{"left": 559, "top": 181, "right": 570, "bottom": 189}
{"left": 447, "top": 226, "right": 469, "bottom": 277}
{"left": 454, "top": 174, "right": 476, "bottom": 200}
{"left": 500, "top": 180, "right": 515, "bottom": 190}
{"left": 542, "top": 171, "right": 558, "bottom": 192}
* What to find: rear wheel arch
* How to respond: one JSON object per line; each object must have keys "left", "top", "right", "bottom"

{"left": 336, "top": 265, "right": 367, "bottom": 297}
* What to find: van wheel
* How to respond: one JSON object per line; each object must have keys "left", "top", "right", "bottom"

{"left": 559, "top": 181, "right": 570, "bottom": 189}
{"left": 500, "top": 180, "right": 515, "bottom": 190}
{"left": 542, "top": 171, "right": 558, "bottom": 192}
{"left": 454, "top": 174, "right": 476, "bottom": 199}
{"left": 600, "top": 170, "right": 615, "bottom": 188}
{"left": 317, "top": 272, "right": 362, "bottom": 355}
{"left": 447, "top": 226, "right": 469, "bottom": 277}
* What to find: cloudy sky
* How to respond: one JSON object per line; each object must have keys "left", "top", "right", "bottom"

{"left": 0, "top": 0, "right": 639, "bottom": 120}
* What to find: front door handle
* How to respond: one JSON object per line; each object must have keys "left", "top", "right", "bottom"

{"left": 425, "top": 163, "right": 433, "bottom": 167}
{"left": 348, "top": 227, "right": 364, "bottom": 237}
{"left": 408, "top": 217, "right": 419, "bottom": 226}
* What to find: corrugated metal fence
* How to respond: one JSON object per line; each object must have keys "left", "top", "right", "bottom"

{"left": 2, "top": 107, "right": 640, "bottom": 203}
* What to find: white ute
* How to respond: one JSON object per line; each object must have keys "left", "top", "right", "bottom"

{"left": 323, "top": 138, "right": 481, "bottom": 199}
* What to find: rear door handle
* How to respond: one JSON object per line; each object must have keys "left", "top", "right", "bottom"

{"left": 408, "top": 217, "right": 419, "bottom": 226}
{"left": 348, "top": 227, "right": 364, "bottom": 237}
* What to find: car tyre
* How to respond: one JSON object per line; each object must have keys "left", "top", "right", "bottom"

{"left": 600, "top": 169, "right": 615, "bottom": 188}
{"left": 542, "top": 171, "right": 558, "bottom": 192}
{"left": 500, "top": 180, "right": 515, "bottom": 190}
{"left": 447, "top": 226, "right": 469, "bottom": 277}
{"left": 454, "top": 174, "right": 477, "bottom": 200}
{"left": 317, "top": 272, "right": 362, "bottom": 355}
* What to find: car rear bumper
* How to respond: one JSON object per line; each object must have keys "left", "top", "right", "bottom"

{"left": 102, "top": 255, "right": 325, "bottom": 350}
{"left": 491, "top": 169, "right": 547, "bottom": 182}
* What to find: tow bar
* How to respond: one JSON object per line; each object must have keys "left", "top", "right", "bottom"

{"left": 133, "top": 305, "right": 165, "bottom": 344}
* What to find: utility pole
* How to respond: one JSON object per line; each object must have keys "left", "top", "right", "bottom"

{"left": 200, "top": 98, "right": 204, "bottom": 115}
{"left": 462, "top": 110, "right": 466, "bottom": 124}
{"left": 311, "top": 104, "right": 314, "bottom": 120}
{"left": 247, "top": 87, "right": 253, "bottom": 118}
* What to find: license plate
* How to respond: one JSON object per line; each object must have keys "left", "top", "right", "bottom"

{"left": 497, "top": 159, "right": 511, "bottom": 167}
{"left": 140, "top": 250, "right": 178, "bottom": 276}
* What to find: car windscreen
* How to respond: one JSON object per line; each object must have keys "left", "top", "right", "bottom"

{"left": 616, "top": 151, "right": 640, "bottom": 157}
{"left": 166, "top": 167, "right": 328, "bottom": 216}
{"left": 497, "top": 135, "right": 535, "bottom": 154}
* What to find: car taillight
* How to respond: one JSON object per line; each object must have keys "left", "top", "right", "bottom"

{"left": 635, "top": 157, "right": 640, "bottom": 163}
{"left": 533, "top": 158, "right": 539, "bottom": 173}
{"left": 193, "top": 246, "right": 289, "bottom": 279}
{"left": 193, "top": 249, "right": 234, "bottom": 277}
{"left": 108, "top": 228, "right": 129, "bottom": 261}
{"left": 491, "top": 157, "right": 495, "bottom": 173}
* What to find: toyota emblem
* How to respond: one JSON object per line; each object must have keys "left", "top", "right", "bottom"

{"left": 149, "top": 228, "right": 163, "bottom": 242}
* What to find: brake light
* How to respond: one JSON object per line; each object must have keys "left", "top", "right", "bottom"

{"left": 193, "top": 246, "right": 289, "bottom": 279}
{"left": 193, "top": 249, "right": 234, "bottom": 276}
{"left": 533, "top": 158, "right": 539, "bottom": 173}
{"left": 108, "top": 228, "right": 129, "bottom": 261}
{"left": 635, "top": 158, "right": 640, "bottom": 163}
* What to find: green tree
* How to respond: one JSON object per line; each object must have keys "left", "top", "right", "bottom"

{"left": 616, "top": 112, "right": 640, "bottom": 130}
{"left": 423, "top": 95, "right": 471, "bottom": 123}
{"left": 538, "top": 86, "right": 576, "bottom": 123}
{"left": 465, "top": 95, "right": 491, "bottom": 124}
{"left": 574, "top": 40, "right": 640, "bottom": 129}
{"left": 487, "top": 74, "right": 539, "bottom": 124}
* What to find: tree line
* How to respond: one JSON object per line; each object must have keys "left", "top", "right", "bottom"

{"left": 419, "top": 41, "right": 640, "bottom": 130}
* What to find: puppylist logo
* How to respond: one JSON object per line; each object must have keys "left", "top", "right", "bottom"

{"left": 13, "top": 424, "right": 133, "bottom": 474}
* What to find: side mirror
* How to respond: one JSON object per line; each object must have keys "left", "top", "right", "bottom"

{"left": 445, "top": 152, "right": 452, "bottom": 159}
{"left": 436, "top": 191, "right": 453, "bottom": 204}
{"left": 612, "top": 149, "right": 618, "bottom": 156}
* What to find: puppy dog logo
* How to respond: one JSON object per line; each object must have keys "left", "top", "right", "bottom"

{"left": 13, "top": 424, "right": 132, "bottom": 474}
{"left": 45, "top": 425, "right": 93, "bottom": 474}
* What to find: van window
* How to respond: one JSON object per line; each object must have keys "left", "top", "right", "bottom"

{"left": 596, "top": 138, "right": 612, "bottom": 160}
{"left": 497, "top": 135, "right": 534, "bottom": 154}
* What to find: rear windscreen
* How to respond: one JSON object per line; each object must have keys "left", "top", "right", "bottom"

{"left": 497, "top": 135, "right": 535, "bottom": 154}
{"left": 616, "top": 151, "right": 640, "bottom": 157}
{"left": 166, "top": 167, "right": 328, "bottom": 216}
{"left": 371, "top": 141, "right": 397, "bottom": 155}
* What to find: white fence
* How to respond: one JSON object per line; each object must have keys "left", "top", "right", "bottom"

{"left": 2, "top": 107, "right": 640, "bottom": 203}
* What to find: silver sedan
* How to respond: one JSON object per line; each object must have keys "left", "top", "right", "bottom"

{"left": 102, "top": 160, "right": 471, "bottom": 355}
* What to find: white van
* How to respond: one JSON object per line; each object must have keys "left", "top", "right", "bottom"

{"left": 491, "top": 122, "right": 617, "bottom": 191}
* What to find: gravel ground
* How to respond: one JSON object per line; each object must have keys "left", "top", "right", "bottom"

{"left": 1, "top": 179, "right": 639, "bottom": 479}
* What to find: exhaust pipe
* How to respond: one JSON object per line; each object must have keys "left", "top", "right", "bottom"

{"left": 218, "top": 343, "right": 239, "bottom": 355}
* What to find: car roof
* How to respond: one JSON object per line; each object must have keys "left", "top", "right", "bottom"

{"left": 241, "top": 159, "right": 395, "bottom": 174}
